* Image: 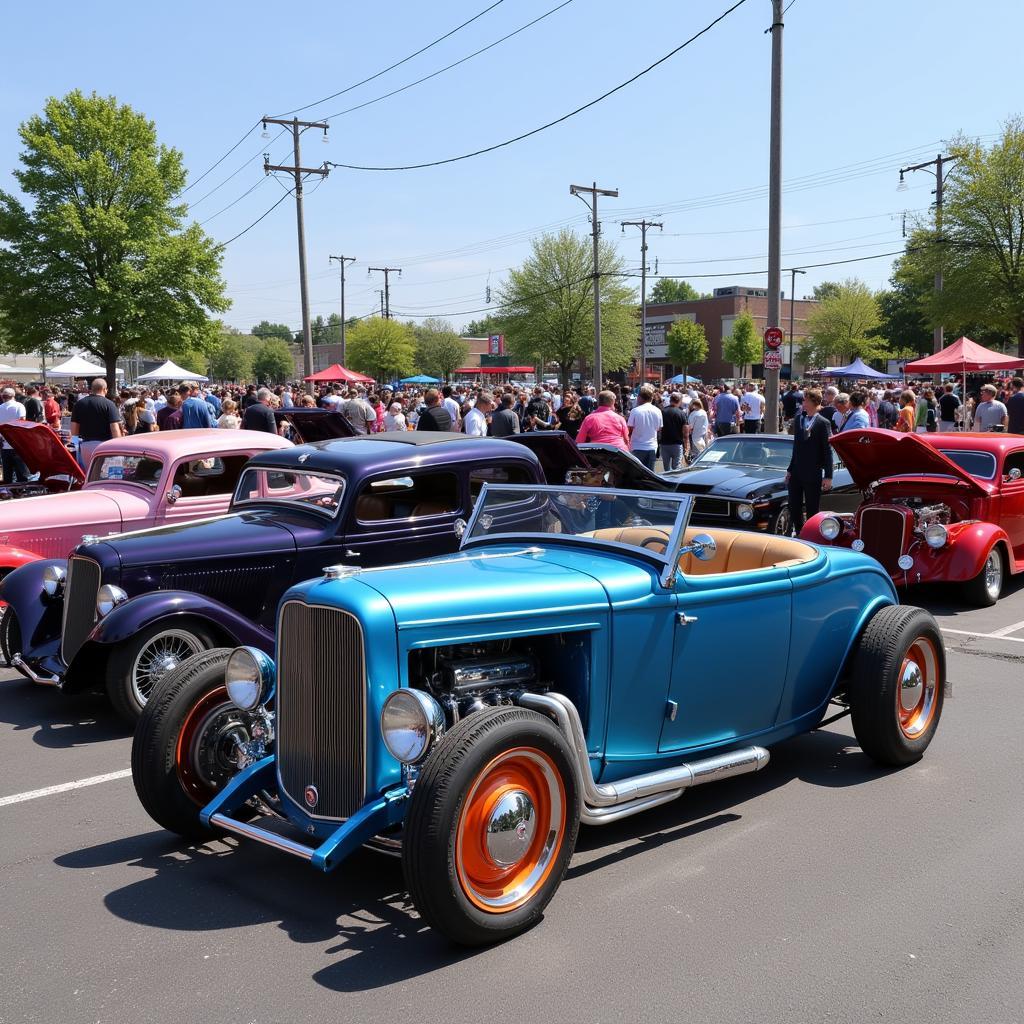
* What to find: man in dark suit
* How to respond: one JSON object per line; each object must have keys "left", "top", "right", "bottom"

{"left": 785, "top": 388, "right": 833, "bottom": 534}
{"left": 416, "top": 388, "right": 453, "bottom": 431}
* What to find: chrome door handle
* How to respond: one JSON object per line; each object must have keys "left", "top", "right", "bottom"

{"left": 677, "top": 612, "right": 698, "bottom": 626}
{"left": 345, "top": 549, "right": 360, "bottom": 558}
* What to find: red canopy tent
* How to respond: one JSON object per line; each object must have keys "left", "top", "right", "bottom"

{"left": 904, "top": 337, "right": 1024, "bottom": 375}
{"left": 303, "top": 364, "right": 374, "bottom": 383}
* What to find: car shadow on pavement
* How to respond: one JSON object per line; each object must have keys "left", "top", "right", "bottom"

{"left": 0, "top": 678, "right": 130, "bottom": 747}
{"left": 53, "top": 725, "right": 895, "bottom": 990}
{"left": 907, "top": 571, "right": 1024, "bottom": 616}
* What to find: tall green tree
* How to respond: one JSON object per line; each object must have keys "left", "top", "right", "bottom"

{"left": 896, "top": 120, "right": 1024, "bottom": 355}
{"left": 414, "top": 317, "right": 469, "bottom": 381}
{"left": 251, "top": 339, "right": 294, "bottom": 383}
{"left": 813, "top": 281, "right": 842, "bottom": 302}
{"left": 801, "top": 278, "right": 886, "bottom": 367}
{"left": 251, "top": 320, "right": 295, "bottom": 342}
{"left": 665, "top": 318, "right": 708, "bottom": 384}
{"left": 872, "top": 267, "right": 932, "bottom": 357}
{"left": 649, "top": 279, "right": 704, "bottom": 304}
{"left": 722, "top": 310, "right": 761, "bottom": 377}
{"left": 462, "top": 315, "right": 501, "bottom": 338}
{"left": 497, "top": 228, "right": 636, "bottom": 386}
{"left": 208, "top": 334, "right": 253, "bottom": 382}
{"left": 346, "top": 317, "right": 416, "bottom": 383}
{"left": 0, "top": 90, "right": 228, "bottom": 390}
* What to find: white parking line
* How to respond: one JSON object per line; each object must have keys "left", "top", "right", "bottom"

{"left": 988, "top": 618, "right": 1024, "bottom": 638}
{"left": 0, "top": 769, "right": 132, "bottom": 808}
{"left": 941, "top": 627, "right": 1024, "bottom": 645}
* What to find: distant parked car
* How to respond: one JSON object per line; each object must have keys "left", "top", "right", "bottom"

{"left": 0, "top": 422, "right": 83, "bottom": 502}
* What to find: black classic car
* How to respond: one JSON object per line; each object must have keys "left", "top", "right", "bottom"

{"left": 663, "top": 433, "right": 859, "bottom": 535}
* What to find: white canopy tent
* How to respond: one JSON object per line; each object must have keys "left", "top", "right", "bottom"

{"left": 0, "top": 364, "right": 44, "bottom": 378}
{"left": 136, "top": 359, "right": 209, "bottom": 383}
{"left": 48, "top": 355, "right": 123, "bottom": 377}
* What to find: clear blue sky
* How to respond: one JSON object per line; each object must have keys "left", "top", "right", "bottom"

{"left": 1, "top": 0, "right": 1021, "bottom": 335}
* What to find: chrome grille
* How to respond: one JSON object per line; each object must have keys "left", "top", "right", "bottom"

{"left": 693, "top": 497, "right": 731, "bottom": 518}
{"left": 61, "top": 556, "right": 101, "bottom": 664}
{"left": 859, "top": 506, "right": 912, "bottom": 573}
{"left": 276, "top": 602, "right": 366, "bottom": 820}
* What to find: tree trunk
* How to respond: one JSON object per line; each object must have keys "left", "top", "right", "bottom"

{"left": 1017, "top": 321, "right": 1024, "bottom": 359}
{"left": 105, "top": 344, "right": 118, "bottom": 394}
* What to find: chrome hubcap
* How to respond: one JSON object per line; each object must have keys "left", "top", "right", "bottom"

{"left": 985, "top": 552, "right": 1002, "bottom": 596}
{"left": 485, "top": 790, "right": 537, "bottom": 867}
{"left": 899, "top": 661, "right": 924, "bottom": 712}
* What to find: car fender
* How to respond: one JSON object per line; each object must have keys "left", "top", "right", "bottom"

{"left": 0, "top": 545, "right": 44, "bottom": 578}
{"left": 88, "top": 590, "right": 274, "bottom": 652}
{"left": 933, "top": 520, "right": 1014, "bottom": 581}
{"left": 799, "top": 510, "right": 854, "bottom": 547}
{"left": 831, "top": 591, "right": 899, "bottom": 696}
{"left": 0, "top": 558, "right": 68, "bottom": 650}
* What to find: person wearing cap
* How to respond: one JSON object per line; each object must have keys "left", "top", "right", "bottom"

{"left": 973, "top": 384, "right": 1008, "bottom": 432}
{"left": 0, "top": 387, "right": 30, "bottom": 483}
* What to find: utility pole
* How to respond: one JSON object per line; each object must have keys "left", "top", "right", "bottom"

{"left": 571, "top": 182, "right": 619, "bottom": 385}
{"left": 328, "top": 254, "right": 356, "bottom": 365}
{"left": 898, "top": 153, "right": 959, "bottom": 353}
{"left": 621, "top": 219, "right": 663, "bottom": 387}
{"left": 368, "top": 266, "right": 402, "bottom": 319}
{"left": 263, "top": 116, "right": 330, "bottom": 393}
{"left": 785, "top": 267, "right": 806, "bottom": 373}
{"left": 765, "top": 0, "right": 785, "bottom": 432}
{"left": 378, "top": 290, "right": 385, "bottom": 318}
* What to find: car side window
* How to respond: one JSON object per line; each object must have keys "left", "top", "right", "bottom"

{"left": 355, "top": 472, "right": 459, "bottom": 523}
{"left": 172, "top": 455, "right": 249, "bottom": 499}
{"left": 468, "top": 464, "right": 536, "bottom": 506}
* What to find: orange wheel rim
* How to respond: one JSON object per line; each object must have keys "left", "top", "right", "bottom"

{"left": 896, "top": 637, "right": 939, "bottom": 740}
{"left": 175, "top": 685, "right": 244, "bottom": 806}
{"left": 455, "top": 747, "right": 566, "bottom": 914}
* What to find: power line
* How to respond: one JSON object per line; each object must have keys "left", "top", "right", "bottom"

{"left": 173, "top": 121, "right": 261, "bottom": 199}
{"left": 185, "top": 129, "right": 288, "bottom": 211}
{"left": 325, "top": 1, "right": 575, "bottom": 120}
{"left": 199, "top": 178, "right": 267, "bottom": 226}
{"left": 327, "top": 0, "right": 750, "bottom": 172}
{"left": 217, "top": 188, "right": 294, "bottom": 249}
{"left": 273, "top": 0, "right": 507, "bottom": 118}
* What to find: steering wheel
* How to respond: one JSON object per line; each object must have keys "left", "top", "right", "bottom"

{"left": 638, "top": 534, "right": 668, "bottom": 553}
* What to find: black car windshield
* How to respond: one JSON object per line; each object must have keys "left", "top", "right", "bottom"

{"left": 463, "top": 484, "right": 692, "bottom": 567}
{"left": 233, "top": 467, "right": 346, "bottom": 517}
{"left": 689, "top": 438, "right": 792, "bottom": 471}
{"left": 938, "top": 449, "right": 997, "bottom": 480}
{"left": 88, "top": 454, "right": 163, "bottom": 490}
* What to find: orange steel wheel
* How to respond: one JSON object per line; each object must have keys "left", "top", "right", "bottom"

{"left": 455, "top": 747, "right": 566, "bottom": 913}
{"left": 174, "top": 685, "right": 244, "bottom": 806}
{"left": 896, "top": 637, "right": 939, "bottom": 740}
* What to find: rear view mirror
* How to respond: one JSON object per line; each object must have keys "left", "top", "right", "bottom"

{"left": 166, "top": 484, "right": 182, "bottom": 504}
{"left": 1007, "top": 468, "right": 1022, "bottom": 482}
{"left": 454, "top": 517, "right": 467, "bottom": 539}
{"left": 682, "top": 533, "right": 717, "bottom": 562}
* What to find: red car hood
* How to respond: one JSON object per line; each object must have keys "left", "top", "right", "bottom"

{"left": 0, "top": 422, "right": 85, "bottom": 484}
{"left": 831, "top": 428, "right": 988, "bottom": 496}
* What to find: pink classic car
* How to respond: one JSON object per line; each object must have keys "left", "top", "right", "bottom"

{"left": 0, "top": 427, "right": 292, "bottom": 583}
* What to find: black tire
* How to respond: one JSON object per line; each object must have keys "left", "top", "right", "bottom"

{"left": 0, "top": 605, "right": 21, "bottom": 667}
{"left": 768, "top": 504, "right": 791, "bottom": 536}
{"left": 132, "top": 647, "right": 262, "bottom": 839}
{"left": 848, "top": 605, "right": 945, "bottom": 766}
{"left": 964, "top": 545, "right": 1004, "bottom": 607}
{"left": 403, "top": 705, "right": 579, "bottom": 947}
{"left": 106, "top": 618, "right": 216, "bottom": 723}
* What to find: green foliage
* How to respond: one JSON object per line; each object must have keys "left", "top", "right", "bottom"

{"left": 346, "top": 317, "right": 416, "bottom": 382}
{"left": 496, "top": 228, "right": 636, "bottom": 386}
{"left": 0, "top": 90, "right": 228, "bottom": 390}
{"left": 801, "top": 278, "right": 886, "bottom": 366}
{"left": 665, "top": 318, "right": 708, "bottom": 376}
{"left": 722, "top": 310, "right": 762, "bottom": 374}
{"left": 414, "top": 317, "right": 469, "bottom": 381}
{"left": 897, "top": 119, "right": 1024, "bottom": 355}
{"left": 462, "top": 316, "right": 501, "bottom": 338}
{"left": 251, "top": 320, "right": 295, "bottom": 342}
{"left": 649, "top": 279, "right": 704, "bottom": 304}
{"left": 251, "top": 339, "right": 294, "bottom": 383}
{"left": 812, "top": 281, "right": 842, "bottom": 302}
{"left": 208, "top": 334, "right": 253, "bottom": 381}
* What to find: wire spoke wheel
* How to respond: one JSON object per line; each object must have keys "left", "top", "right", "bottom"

{"left": 132, "top": 629, "right": 205, "bottom": 706}
{"left": 896, "top": 637, "right": 939, "bottom": 740}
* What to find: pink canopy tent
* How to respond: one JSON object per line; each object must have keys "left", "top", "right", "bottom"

{"left": 303, "top": 364, "right": 374, "bottom": 383}
{"left": 904, "top": 337, "right": 1024, "bottom": 375}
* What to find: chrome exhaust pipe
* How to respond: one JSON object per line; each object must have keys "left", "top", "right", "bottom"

{"left": 519, "top": 692, "right": 769, "bottom": 826}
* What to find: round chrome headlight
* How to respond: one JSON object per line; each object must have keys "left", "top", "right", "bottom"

{"left": 225, "top": 646, "right": 275, "bottom": 711}
{"left": 736, "top": 503, "right": 755, "bottom": 522}
{"left": 924, "top": 523, "right": 948, "bottom": 549}
{"left": 381, "top": 689, "right": 445, "bottom": 765}
{"left": 95, "top": 584, "right": 127, "bottom": 617}
{"left": 42, "top": 565, "right": 66, "bottom": 597}
{"left": 819, "top": 516, "right": 841, "bottom": 541}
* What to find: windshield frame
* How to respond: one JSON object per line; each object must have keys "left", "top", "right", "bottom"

{"left": 937, "top": 448, "right": 997, "bottom": 481}
{"left": 86, "top": 452, "right": 165, "bottom": 491}
{"left": 687, "top": 436, "right": 793, "bottom": 471}
{"left": 231, "top": 466, "right": 347, "bottom": 519}
{"left": 461, "top": 483, "right": 694, "bottom": 587}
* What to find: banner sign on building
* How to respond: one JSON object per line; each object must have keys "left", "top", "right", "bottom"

{"left": 489, "top": 334, "right": 505, "bottom": 356}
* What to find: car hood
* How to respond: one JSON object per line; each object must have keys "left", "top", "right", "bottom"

{"left": 0, "top": 488, "right": 127, "bottom": 538}
{"left": 831, "top": 428, "right": 989, "bottom": 496}
{"left": 505, "top": 431, "right": 588, "bottom": 484}
{"left": 0, "top": 422, "right": 84, "bottom": 483}
{"left": 579, "top": 444, "right": 674, "bottom": 491}
{"left": 275, "top": 409, "right": 355, "bottom": 442}
{"left": 663, "top": 463, "right": 780, "bottom": 498}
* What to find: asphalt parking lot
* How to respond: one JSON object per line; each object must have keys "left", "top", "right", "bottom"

{"left": 2, "top": 580, "right": 1023, "bottom": 1024}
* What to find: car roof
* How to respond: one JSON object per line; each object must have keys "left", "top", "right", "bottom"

{"left": 93, "top": 429, "right": 292, "bottom": 460}
{"left": 919, "top": 433, "right": 1024, "bottom": 456}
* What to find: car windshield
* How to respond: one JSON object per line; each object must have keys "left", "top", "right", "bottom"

{"left": 938, "top": 449, "right": 997, "bottom": 480}
{"left": 88, "top": 454, "right": 163, "bottom": 489}
{"left": 232, "top": 467, "right": 346, "bottom": 517}
{"left": 462, "top": 484, "right": 692, "bottom": 566}
{"left": 688, "top": 438, "right": 792, "bottom": 471}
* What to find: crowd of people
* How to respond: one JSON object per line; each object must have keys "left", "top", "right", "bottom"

{"left": 1, "top": 370, "right": 1023, "bottom": 482}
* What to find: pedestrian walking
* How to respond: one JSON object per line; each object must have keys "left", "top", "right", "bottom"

{"left": 685, "top": 397, "right": 709, "bottom": 459}
{"left": 626, "top": 386, "right": 662, "bottom": 470}
{"left": 660, "top": 393, "right": 687, "bottom": 471}
{"left": 785, "top": 388, "right": 833, "bottom": 535}
{"left": 576, "top": 391, "right": 630, "bottom": 451}
{"left": 712, "top": 387, "right": 739, "bottom": 437}
{"left": 740, "top": 383, "right": 764, "bottom": 434}
{"left": 70, "top": 378, "right": 122, "bottom": 470}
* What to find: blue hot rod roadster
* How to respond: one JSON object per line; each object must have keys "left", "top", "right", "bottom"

{"left": 133, "top": 484, "right": 945, "bottom": 945}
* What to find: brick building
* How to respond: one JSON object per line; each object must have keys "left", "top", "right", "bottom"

{"left": 643, "top": 285, "right": 819, "bottom": 381}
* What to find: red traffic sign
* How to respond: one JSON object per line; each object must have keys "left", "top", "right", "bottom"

{"left": 763, "top": 349, "right": 783, "bottom": 370}
{"left": 764, "top": 327, "right": 784, "bottom": 350}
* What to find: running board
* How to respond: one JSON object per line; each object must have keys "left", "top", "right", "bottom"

{"left": 518, "top": 692, "right": 769, "bottom": 826}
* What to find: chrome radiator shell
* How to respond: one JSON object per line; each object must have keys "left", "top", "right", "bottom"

{"left": 60, "top": 556, "right": 101, "bottom": 664}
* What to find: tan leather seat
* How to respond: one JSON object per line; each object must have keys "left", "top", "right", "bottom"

{"left": 356, "top": 494, "right": 392, "bottom": 520}
{"left": 411, "top": 501, "right": 453, "bottom": 517}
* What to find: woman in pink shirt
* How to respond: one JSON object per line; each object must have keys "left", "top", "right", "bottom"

{"left": 576, "top": 390, "right": 630, "bottom": 451}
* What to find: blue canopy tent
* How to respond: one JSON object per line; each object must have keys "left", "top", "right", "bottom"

{"left": 400, "top": 374, "right": 440, "bottom": 384}
{"left": 821, "top": 357, "right": 898, "bottom": 380}
{"left": 667, "top": 373, "right": 702, "bottom": 385}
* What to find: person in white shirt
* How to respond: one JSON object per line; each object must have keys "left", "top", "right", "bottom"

{"left": 686, "top": 397, "right": 710, "bottom": 457}
{"left": 441, "top": 385, "right": 462, "bottom": 430}
{"left": 384, "top": 402, "right": 407, "bottom": 431}
{"left": 0, "top": 388, "right": 29, "bottom": 483}
{"left": 626, "top": 385, "right": 663, "bottom": 470}
{"left": 740, "top": 383, "right": 765, "bottom": 434}
{"left": 463, "top": 392, "right": 492, "bottom": 437}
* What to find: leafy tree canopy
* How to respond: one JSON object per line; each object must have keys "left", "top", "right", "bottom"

{"left": 251, "top": 338, "right": 294, "bottom": 384}
{"left": 462, "top": 315, "right": 501, "bottom": 338}
{"left": 802, "top": 278, "right": 886, "bottom": 366}
{"left": 723, "top": 310, "right": 762, "bottom": 374}
{"left": 649, "top": 278, "right": 705, "bottom": 304}
{"left": 207, "top": 333, "right": 253, "bottom": 382}
{"left": 414, "top": 317, "right": 469, "bottom": 381}
{"left": 665, "top": 318, "right": 708, "bottom": 377}
{"left": 812, "top": 281, "right": 842, "bottom": 302}
{"left": 0, "top": 90, "right": 228, "bottom": 390}
{"left": 346, "top": 317, "right": 416, "bottom": 383}
{"left": 251, "top": 320, "right": 295, "bottom": 342}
